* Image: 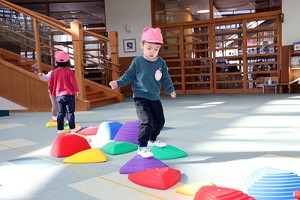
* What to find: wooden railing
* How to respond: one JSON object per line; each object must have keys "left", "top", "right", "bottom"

{"left": 0, "top": 0, "right": 124, "bottom": 110}
{"left": 0, "top": 0, "right": 122, "bottom": 100}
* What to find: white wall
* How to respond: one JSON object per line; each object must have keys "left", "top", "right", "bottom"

{"left": 105, "top": 0, "right": 151, "bottom": 57}
{"left": 282, "top": 0, "right": 300, "bottom": 46}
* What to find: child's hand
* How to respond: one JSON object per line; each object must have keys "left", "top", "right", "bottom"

{"left": 170, "top": 91, "right": 176, "bottom": 98}
{"left": 109, "top": 81, "right": 118, "bottom": 89}
{"left": 38, "top": 73, "right": 43, "bottom": 77}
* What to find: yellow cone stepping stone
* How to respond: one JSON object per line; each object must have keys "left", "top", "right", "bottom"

{"left": 63, "top": 148, "right": 107, "bottom": 163}
{"left": 64, "top": 124, "right": 81, "bottom": 130}
{"left": 46, "top": 121, "right": 58, "bottom": 128}
{"left": 45, "top": 121, "right": 76, "bottom": 128}
{"left": 176, "top": 181, "right": 215, "bottom": 196}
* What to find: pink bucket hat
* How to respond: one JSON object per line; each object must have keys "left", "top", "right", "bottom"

{"left": 55, "top": 51, "right": 70, "bottom": 62}
{"left": 141, "top": 27, "right": 163, "bottom": 44}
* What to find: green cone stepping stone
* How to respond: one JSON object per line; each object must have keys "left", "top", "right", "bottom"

{"left": 150, "top": 145, "right": 188, "bottom": 160}
{"left": 102, "top": 141, "right": 138, "bottom": 155}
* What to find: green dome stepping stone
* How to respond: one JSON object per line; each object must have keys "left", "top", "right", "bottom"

{"left": 150, "top": 145, "right": 188, "bottom": 160}
{"left": 102, "top": 141, "right": 138, "bottom": 155}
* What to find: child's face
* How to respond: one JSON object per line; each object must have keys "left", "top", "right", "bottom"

{"left": 140, "top": 42, "right": 161, "bottom": 61}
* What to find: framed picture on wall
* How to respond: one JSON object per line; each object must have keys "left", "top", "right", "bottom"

{"left": 123, "top": 39, "right": 136, "bottom": 53}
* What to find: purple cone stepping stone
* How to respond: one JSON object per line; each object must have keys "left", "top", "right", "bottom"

{"left": 114, "top": 120, "right": 139, "bottom": 144}
{"left": 96, "top": 121, "right": 123, "bottom": 140}
{"left": 119, "top": 155, "right": 168, "bottom": 174}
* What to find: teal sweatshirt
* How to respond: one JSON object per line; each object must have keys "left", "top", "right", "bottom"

{"left": 116, "top": 56, "right": 175, "bottom": 100}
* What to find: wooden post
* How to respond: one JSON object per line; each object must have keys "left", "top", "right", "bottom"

{"left": 32, "top": 18, "right": 42, "bottom": 74}
{"left": 70, "top": 21, "right": 86, "bottom": 100}
{"left": 109, "top": 31, "right": 121, "bottom": 93}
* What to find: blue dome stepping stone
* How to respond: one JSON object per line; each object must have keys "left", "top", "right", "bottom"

{"left": 114, "top": 120, "right": 139, "bottom": 144}
{"left": 96, "top": 121, "right": 123, "bottom": 140}
{"left": 119, "top": 155, "right": 168, "bottom": 174}
{"left": 245, "top": 167, "right": 300, "bottom": 200}
{"left": 194, "top": 186, "right": 255, "bottom": 200}
{"left": 102, "top": 141, "right": 138, "bottom": 155}
{"left": 128, "top": 167, "right": 181, "bottom": 190}
{"left": 150, "top": 145, "right": 188, "bottom": 160}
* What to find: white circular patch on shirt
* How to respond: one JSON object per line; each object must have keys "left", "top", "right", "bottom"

{"left": 155, "top": 69, "right": 162, "bottom": 81}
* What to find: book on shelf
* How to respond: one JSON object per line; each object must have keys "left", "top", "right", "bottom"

{"left": 289, "top": 77, "right": 300, "bottom": 84}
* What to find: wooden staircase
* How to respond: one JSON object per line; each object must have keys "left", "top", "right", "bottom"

{"left": 85, "top": 85, "right": 119, "bottom": 108}
{"left": 0, "top": 48, "right": 123, "bottom": 111}
{"left": 0, "top": 1, "right": 124, "bottom": 111}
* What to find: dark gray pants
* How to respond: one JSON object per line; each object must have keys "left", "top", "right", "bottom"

{"left": 57, "top": 95, "right": 76, "bottom": 131}
{"left": 134, "top": 97, "right": 165, "bottom": 147}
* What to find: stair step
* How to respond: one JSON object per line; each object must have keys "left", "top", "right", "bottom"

{"left": 89, "top": 96, "right": 118, "bottom": 108}
{"left": 86, "top": 90, "right": 103, "bottom": 95}
{"left": 86, "top": 90, "right": 104, "bottom": 100}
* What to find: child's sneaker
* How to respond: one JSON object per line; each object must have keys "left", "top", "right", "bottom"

{"left": 57, "top": 130, "right": 69, "bottom": 135}
{"left": 148, "top": 140, "right": 166, "bottom": 148}
{"left": 70, "top": 126, "right": 81, "bottom": 133}
{"left": 137, "top": 147, "right": 153, "bottom": 158}
{"left": 52, "top": 116, "right": 57, "bottom": 120}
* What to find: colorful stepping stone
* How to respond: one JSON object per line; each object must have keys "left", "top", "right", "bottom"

{"left": 64, "top": 123, "right": 81, "bottom": 130}
{"left": 71, "top": 133, "right": 90, "bottom": 142}
{"left": 150, "top": 145, "right": 188, "bottom": 160}
{"left": 46, "top": 121, "right": 70, "bottom": 128}
{"left": 194, "top": 186, "right": 255, "bottom": 200}
{"left": 50, "top": 134, "right": 91, "bottom": 158}
{"left": 176, "top": 181, "right": 215, "bottom": 196}
{"left": 113, "top": 120, "right": 139, "bottom": 144}
{"left": 128, "top": 167, "right": 181, "bottom": 190}
{"left": 77, "top": 126, "right": 97, "bottom": 136}
{"left": 245, "top": 167, "right": 300, "bottom": 200}
{"left": 294, "top": 190, "right": 300, "bottom": 199}
{"left": 96, "top": 121, "right": 123, "bottom": 140}
{"left": 102, "top": 141, "right": 138, "bottom": 155}
{"left": 119, "top": 155, "right": 168, "bottom": 174}
{"left": 63, "top": 148, "right": 107, "bottom": 163}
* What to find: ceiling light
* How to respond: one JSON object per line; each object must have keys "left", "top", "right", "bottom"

{"left": 196, "top": 9, "right": 210, "bottom": 14}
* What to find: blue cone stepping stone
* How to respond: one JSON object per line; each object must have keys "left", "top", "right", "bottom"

{"left": 102, "top": 141, "right": 138, "bottom": 155}
{"left": 119, "top": 155, "right": 168, "bottom": 174}
{"left": 114, "top": 120, "right": 139, "bottom": 144}
{"left": 245, "top": 167, "right": 300, "bottom": 200}
{"left": 194, "top": 185, "right": 255, "bottom": 200}
{"left": 128, "top": 167, "right": 181, "bottom": 190}
{"left": 150, "top": 145, "right": 188, "bottom": 160}
{"left": 96, "top": 121, "right": 123, "bottom": 140}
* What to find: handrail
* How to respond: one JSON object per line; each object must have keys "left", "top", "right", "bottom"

{"left": 0, "top": 0, "right": 121, "bottom": 99}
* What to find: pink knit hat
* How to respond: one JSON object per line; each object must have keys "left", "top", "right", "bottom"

{"left": 55, "top": 51, "right": 70, "bottom": 62}
{"left": 141, "top": 27, "right": 163, "bottom": 44}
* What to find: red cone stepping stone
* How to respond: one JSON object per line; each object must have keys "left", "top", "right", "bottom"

{"left": 50, "top": 134, "right": 91, "bottom": 158}
{"left": 113, "top": 120, "right": 139, "bottom": 144}
{"left": 295, "top": 190, "right": 300, "bottom": 199}
{"left": 77, "top": 126, "right": 98, "bottom": 136}
{"left": 128, "top": 167, "right": 181, "bottom": 190}
{"left": 194, "top": 186, "right": 255, "bottom": 200}
{"left": 119, "top": 155, "right": 168, "bottom": 174}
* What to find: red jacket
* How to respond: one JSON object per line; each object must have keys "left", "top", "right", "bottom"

{"left": 48, "top": 67, "right": 79, "bottom": 97}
